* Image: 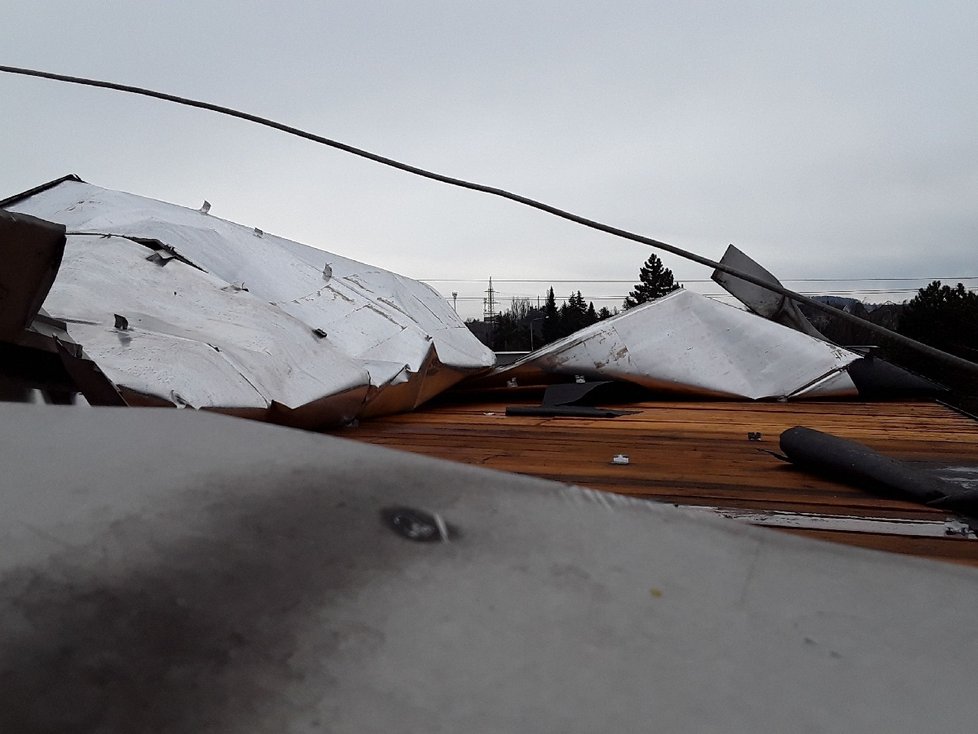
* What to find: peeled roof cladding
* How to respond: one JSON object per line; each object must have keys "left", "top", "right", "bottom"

{"left": 0, "top": 210, "right": 65, "bottom": 340}
{"left": 44, "top": 234, "right": 369, "bottom": 415}
{"left": 6, "top": 179, "right": 495, "bottom": 422}
{"left": 482, "top": 289, "right": 860, "bottom": 399}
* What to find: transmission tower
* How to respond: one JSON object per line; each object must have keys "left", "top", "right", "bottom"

{"left": 483, "top": 277, "right": 497, "bottom": 344}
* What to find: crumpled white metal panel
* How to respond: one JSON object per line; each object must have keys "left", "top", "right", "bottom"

{"left": 40, "top": 234, "right": 370, "bottom": 417}
{"left": 489, "top": 289, "right": 859, "bottom": 399}
{"left": 7, "top": 179, "right": 494, "bottom": 415}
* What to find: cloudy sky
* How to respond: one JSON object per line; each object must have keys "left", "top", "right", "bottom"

{"left": 3, "top": 1, "right": 976, "bottom": 318}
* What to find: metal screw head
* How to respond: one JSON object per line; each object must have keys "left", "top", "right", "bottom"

{"left": 381, "top": 507, "right": 450, "bottom": 542}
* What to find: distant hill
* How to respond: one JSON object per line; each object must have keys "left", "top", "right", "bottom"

{"left": 810, "top": 295, "right": 861, "bottom": 310}
{"left": 799, "top": 297, "right": 904, "bottom": 347}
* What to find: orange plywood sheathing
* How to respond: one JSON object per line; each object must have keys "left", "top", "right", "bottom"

{"left": 339, "top": 399, "right": 978, "bottom": 565}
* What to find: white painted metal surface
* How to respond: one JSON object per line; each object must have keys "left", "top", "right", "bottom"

{"left": 45, "top": 234, "right": 369, "bottom": 418}
{"left": 1, "top": 403, "right": 976, "bottom": 732}
{"left": 487, "top": 288, "right": 860, "bottom": 399}
{"left": 7, "top": 179, "right": 494, "bottom": 418}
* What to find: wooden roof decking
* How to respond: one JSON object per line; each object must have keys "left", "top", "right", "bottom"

{"left": 338, "top": 397, "right": 978, "bottom": 566}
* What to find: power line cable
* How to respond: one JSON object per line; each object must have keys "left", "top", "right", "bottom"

{"left": 2, "top": 64, "right": 975, "bottom": 378}
{"left": 422, "top": 277, "right": 978, "bottom": 283}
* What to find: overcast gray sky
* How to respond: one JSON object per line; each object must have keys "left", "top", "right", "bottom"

{"left": 3, "top": 1, "right": 976, "bottom": 318}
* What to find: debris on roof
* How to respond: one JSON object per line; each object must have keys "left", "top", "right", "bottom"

{"left": 1, "top": 175, "right": 960, "bottom": 429}
{"left": 477, "top": 288, "right": 861, "bottom": 399}
{"left": 0, "top": 209, "right": 65, "bottom": 340}
{"left": 712, "top": 243, "right": 946, "bottom": 397}
{"left": 711, "top": 243, "right": 825, "bottom": 337}
{"left": 344, "top": 395, "right": 978, "bottom": 564}
{"left": 779, "top": 426, "right": 978, "bottom": 516}
{"left": 0, "top": 209, "right": 126, "bottom": 406}
{"left": 2, "top": 177, "right": 494, "bottom": 424}
{"left": 504, "top": 380, "right": 638, "bottom": 418}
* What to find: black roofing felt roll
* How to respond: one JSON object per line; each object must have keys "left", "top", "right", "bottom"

{"left": 779, "top": 426, "right": 978, "bottom": 512}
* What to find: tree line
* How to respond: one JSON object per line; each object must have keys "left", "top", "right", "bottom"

{"left": 888, "top": 280, "right": 978, "bottom": 402}
{"left": 466, "top": 292, "right": 607, "bottom": 352}
{"left": 468, "top": 253, "right": 680, "bottom": 351}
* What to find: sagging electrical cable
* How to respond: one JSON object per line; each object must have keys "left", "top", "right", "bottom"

{"left": 1, "top": 63, "right": 976, "bottom": 379}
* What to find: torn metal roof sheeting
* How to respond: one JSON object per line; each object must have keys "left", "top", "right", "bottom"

{"left": 4, "top": 178, "right": 494, "bottom": 421}
{"left": 481, "top": 288, "right": 860, "bottom": 399}
{"left": 711, "top": 243, "right": 824, "bottom": 337}
{"left": 45, "top": 233, "right": 370, "bottom": 423}
{"left": 0, "top": 210, "right": 129, "bottom": 406}
{"left": 2, "top": 402, "right": 978, "bottom": 732}
{"left": 711, "top": 244, "right": 947, "bottom": 398}
{"left": 0, "top": 210, "right": 65, "bottom": 340}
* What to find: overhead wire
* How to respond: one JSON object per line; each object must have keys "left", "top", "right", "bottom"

{"left": 422, "top": 277, "right": 978, "bottom": 283}
{"left": 1, "top": 63, "right": 976, "bottom": 378}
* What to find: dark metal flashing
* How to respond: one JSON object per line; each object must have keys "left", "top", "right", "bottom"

{"left": 505, "top": 381, "right": 639, "bottom": 418}
{"left": 712, "top": 244, "right": 824, "bottom": 338}
{"left": 0, "top": 342, "right": 76, "bottom": 392}
{"left": 0, "top": 210, "right": 67, "bottom": 340}
{"left": 55, "top": 340, "right": 128, "bottom": 407}
{"left": 0, "top": 174, "right": 83, "bottom": 209}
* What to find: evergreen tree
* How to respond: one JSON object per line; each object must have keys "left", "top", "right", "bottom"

{"left": 536, "top": 289, "right": 609, "bottom": 347}
{"left": 560, "top": 291, "right": 590, "bottom": 335}
{"left": 490, "top": 311, "right": 517, "bottom": 351}
{"left": 623, "top": 254, "right": 680, "bottom": 309}
{"left": 899, "top": 281, "right": 978, "bottom": 360}
{"left": 575, "top": 291, "right": 588, "bottom": 313}
{"left": 585, "top": 302, "right": 598, "bottom": 326}
{"left": 542, "top": 287, "right": 562, "bottom": 343}
{"left": 597, "top": 306, "right": 612, "bottom": 320}
{"left": 558, "top": 299, "right": 574, "bottom": 333}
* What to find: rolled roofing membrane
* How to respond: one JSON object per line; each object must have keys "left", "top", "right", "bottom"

{"left": 485, "top": 289, "right": 860, "bottom": 399}
{"left": 6, "top": 178, "right": 494, "bottom": 422}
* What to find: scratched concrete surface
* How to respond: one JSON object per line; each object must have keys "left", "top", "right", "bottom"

{"left": 1, "top": 403, "right": 976, "bottom": 733}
